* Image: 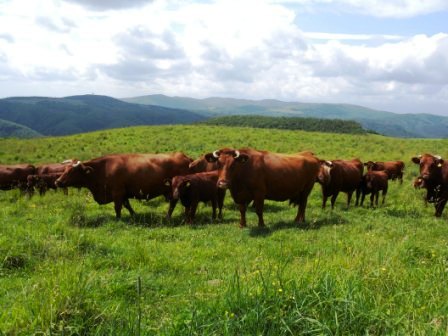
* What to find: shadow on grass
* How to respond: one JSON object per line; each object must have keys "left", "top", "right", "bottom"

{"left": 248, "top": 213, "right": 349, "bottom": 237}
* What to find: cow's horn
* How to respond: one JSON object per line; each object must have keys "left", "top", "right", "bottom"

{"left": 234, "top": 150, "right": 240, "bottom": 159}
{"left": 435, "top": 155, "right": 442, "bottom": 160}
{"left": 61, "top": 159, "right": 72, "bottom": 164}
{"left": 73, "top": 160, "right": 81, "bottom": 167}
{"left": 213, "top": 150, "right": 220, "bottom": 158}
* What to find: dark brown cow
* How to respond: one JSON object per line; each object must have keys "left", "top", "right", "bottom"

{"left": 55, "top": 153, "right": 192, "bottom": 218}
{"left": 27, "top": 173, "right": 67, "bottom": 196}
{"left": 357, "top": 171, "right": 388, "bottom": 207}
{"left": 364, "top": 160, "right": 405, "bottom": 183}
{"left": 188, "top": 155, "right": 219, "bottom": 173}
{"left": 204, "top": 148, "right": 320, "bottom": 227}
{"left": 317, "top": 159, "right": 363, "bottom": 209}
{"left": 167, "top": 171, "right": 225, "bottom": 223}
{"left": 0, "top": 164, "right": 36, "bottom": 191}
{"left": 411, "top": 154, "right": 448, "bottom": 217}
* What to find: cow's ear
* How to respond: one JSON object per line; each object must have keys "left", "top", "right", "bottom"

{"left": 164, "top": 178, "right": 172, "bottom": 186}
{"left": 236, "top": 154, "right": 249, "bottom": 163}
{"left": 204, "top": 153, "right": 218, "bottom": 163}
{"left": 411, "top": 157, "right": 421, "bottom": 164}
{"left": 84, "top": 166, "right": 94, "bottom": 174}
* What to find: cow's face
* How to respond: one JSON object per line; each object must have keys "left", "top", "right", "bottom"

{"left": 55, "top": 161, "right": 93, "bottom": 188}
{"left": 317, "top": 161, "right": 333, "bottom": 185}
{"left": 412, "top": 154, "right": 443, "bottom": 181}
{"left": 169, "top": 176, "right": 191, "bottom": 200}
{"left": 205, "top": 149, "right": 249, "bottom": 189}
{"left": 364, "top": 161, "right": 376, "bottom": 171}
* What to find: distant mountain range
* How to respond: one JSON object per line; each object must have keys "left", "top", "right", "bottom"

{"left": 123, "top": 94, "right": 448, "bottom": 138}
{"left": 0, "top": 93, "right": 446, "bottom": 138}
{"left": 0, "top": 95, "right": 205, "bottom": 137}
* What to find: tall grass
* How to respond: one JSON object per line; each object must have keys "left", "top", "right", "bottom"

{"left": 1, "top": 125, "right": 448, "bottom": 334}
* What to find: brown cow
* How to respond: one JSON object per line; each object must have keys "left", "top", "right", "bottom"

{"left": 0, "top": 164, "right": 36, "bottom": 191}
{"left": 55, "top": 153, "right": 192, "bottom": 218}
{"left": 317, "top": 159, "right": 363, "bottom": 209}
{"left": 36, "top": 160, "right": 75, "bottom": 175}
{"left": 188, "top": 155, "right": 219, "bottom": 173}
{"left": 167, "top": 171, "right": 225, "bottom": 223}
{"left": 364, "top": 160, "right": 405, "bottom": 183}
{"left": 357, "top": 171, "right": 388, "bottom": 207}
{"left": 411, "top": 154, "right": 448, "bottom": 217}
{"left": 27, "top": 173, "right": 67, "bottom": 196}
{"left": 204, "top": 148, "right": 320, "bottom": 227}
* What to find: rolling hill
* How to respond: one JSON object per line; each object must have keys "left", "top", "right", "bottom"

{"left": 123, "top": 94, "right": 448, "bottom": 138}
{"left": 0, "top": 119, "right": 42, "bottom": 138}
{"left": 0, "top": 95, "right": 205, "bottom": 137}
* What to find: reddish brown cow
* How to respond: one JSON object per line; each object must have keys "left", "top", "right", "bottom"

{"left": 317, "top": 159, "right": 363, "bottom": 209}
{"left": 411, "top": 154, "right": 448, "bottom": 217}
{"left": 364, "top": 160, "right": 404, "bottom": 183}
{"left": 167, "top": 171, "right": 225, "bottom": 223}
{"left": 36, "top": 160, "right": 75, "bottom": 175}
{"left": 188, "top": 155, "right": 219, "bottom": 173}
{"left": 204, "top": 148, "right": 320, "bottom": 227}
{"left": 55, "top": 153, "right": 192, "bottom": 218}
{"left": 357, "top": 171, "right": 388, "bottom": 207}
{"left": 0, "top": 164, "right": 36, "bottom": 191}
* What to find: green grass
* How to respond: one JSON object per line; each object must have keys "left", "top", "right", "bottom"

{"left": 1, "top": 125, "right": 448, "bottom": 335}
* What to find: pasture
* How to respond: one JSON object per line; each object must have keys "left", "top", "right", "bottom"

{"left": 1, "top": 125, "right": 448, "bottom": 335}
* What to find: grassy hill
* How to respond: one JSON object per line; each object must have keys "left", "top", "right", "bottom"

{"left": 1, "top": 125, "right": 448, "bottom": 334}
{"left": 0, "top": 118, "right": 42, "bottom": 138}
{"left": 0, "top": 95, "right": 205, "bottom": 137}
{"left": 124, "top": 94, "right": 448, "bottom": 138}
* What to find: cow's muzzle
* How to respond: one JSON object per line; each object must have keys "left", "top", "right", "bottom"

{"left": 217, "top": 180, "right": 229, "bottom": 189}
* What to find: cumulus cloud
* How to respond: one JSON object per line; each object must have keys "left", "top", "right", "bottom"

{"left": 273, "top": 0, "right": 448, "bottom": 18}
{"left": 35, "top": 16, "right": 76, "bottom": 33}
{"left": 0, "top": 33, "right": 14, "bottom": 43}
{"left": 61, "top": 0, "right": 153, "bottom": 11}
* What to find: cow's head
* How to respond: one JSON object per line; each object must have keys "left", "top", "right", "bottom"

{"left": 168, "top": 176, "right": 192, "bottom": 200}
{"left": 26, "top": 175, "right": 40, "bottom": 188}
{"left": 411, "top": 154, "right": 443, "bottom": 182}
{"left": 317, "top": 160, "right": 333, "bottom": 185}
{"left": 189, "top": 155, "right": 218, "bottom": 173}
{"left": 364, "top": 161, "right": 377, "bottom": 171}
{"left": 204, "top": 149, "right": 249, "bottom": 189}
{"left": 55, "top": 160, "right": 93, "bottom": 188}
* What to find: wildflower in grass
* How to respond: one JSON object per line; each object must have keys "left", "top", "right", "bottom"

{"left": 278, "top": 288, "right": 283, "bottom": 293}
{"left": 381, "top": 267, "right": 387, "bottom": 272}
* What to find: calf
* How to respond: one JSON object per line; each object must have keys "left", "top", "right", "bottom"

{"left": 364, "top": 160, "right": 405, "bottom": 183}
{"left": 317, "top": 159, "right": 363, "bottom": 209}
{"left": 357, "top": 171, "right": 388, "bottom": 207}
{"left": 27, "top": 173, "right": 67, "bottom": 196}
{"left": 0, "top": 164, "right": 36, "bottom": 192}
{"left": 168, "top": 171, "right": 225, "bottom": 223}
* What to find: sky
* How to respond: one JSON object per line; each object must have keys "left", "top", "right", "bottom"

{"left": 0, "top": 0, "right": 448, "bottom": 115}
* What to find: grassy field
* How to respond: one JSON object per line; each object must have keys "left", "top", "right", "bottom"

{"left": 1, "top": 125, "right": 448, "bottom": 335}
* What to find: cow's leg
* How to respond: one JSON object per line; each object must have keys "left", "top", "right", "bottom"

{"left": 166, "top": 199, "right": 178, "bottom": 219}
{"left": 370, "top": 193, "right": 375, "bottom": 207}
{"left": 114, "top": 200, "right": 123, "bottom": 219}
{"left": 355, "top": 188, "right": 361, "bottom": 206}
{"left": 330, "top": 192, "right": 339, "bottom": 209}
{"left": 253, "top": 196, "right": 265, "bottom": 227}
{"left": 322, "top": 194, "right": 328, "bottom": 209}
{"left": 123, "top": 198, "right": 135, "bottom": 216}
{"left": 435, "top": 198, "right": 448, "bottom": 217}
{"left": 295, "top": 193, "right": 309, "bottom": 224}
{"left": 360, "top": 192, "right": 366, "bottom": 206}
{"left": 211, "top": 198, "right": 217, "bottom": 221}
{"left": 346, "top": 191, "right": 353, "bottom": 208}
{"left": 382, "top": 189, "right": 387, "bottom": 205}
{"left": 238, "top": 203, "right": 247, "bottom": 228}
{"left": 63, "top": 187, "right": 68, "bottom": 196}
{"left": 188, "top": 202, "right": 198, "bottom": 224}
{"left": 217, "top": 193, "right": 224, "bottom": 220}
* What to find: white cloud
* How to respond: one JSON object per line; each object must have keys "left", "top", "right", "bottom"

{"left": 0, "top": 0, "right": 447, "bottom": 114}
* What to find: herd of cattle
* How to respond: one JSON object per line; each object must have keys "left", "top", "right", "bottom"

{"left": 0, "top": 149, "right": 445, "bottom": 227}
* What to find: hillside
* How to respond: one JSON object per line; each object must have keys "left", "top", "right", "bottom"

{"left": 0, "top": 95, "right": 205, "bottom": 137}
{"left": 200, "top": 115, "right": 368, "bottom": 134}
{"left": 123, "top": 94, "right": 448, "bottom": 138}
{"left": 1, "top": 125, "right": 448, "bottom": 334}
{"left": 0, "top": 119, "right": 42, "bottom": 138}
